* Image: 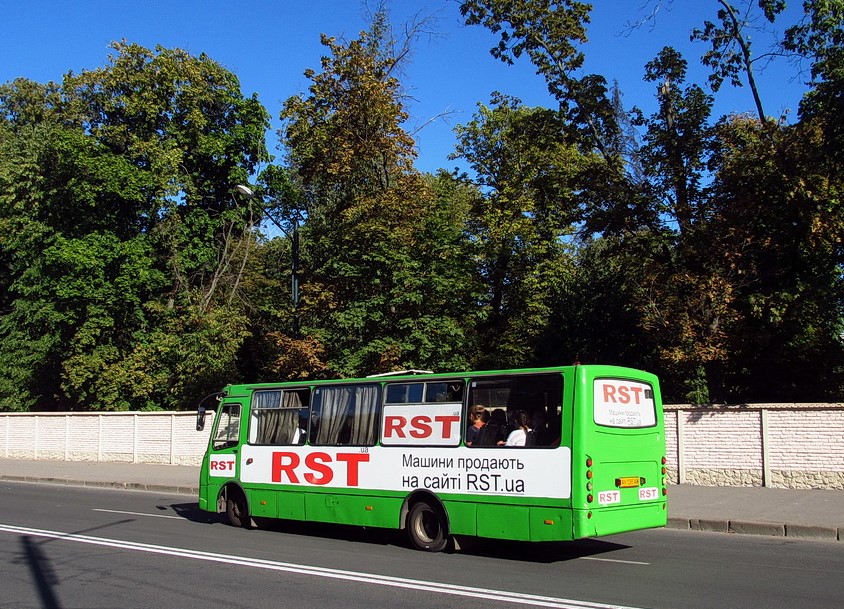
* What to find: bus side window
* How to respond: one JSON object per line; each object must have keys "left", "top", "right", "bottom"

{"left": 424, "top": 381, "right": 464, "bottom": 403}
{"left": 386, "top": 383, "right": 423, "bottom": 403}
{"left": 310, "top": 384, "right": 381, "bottom": 446}
{"left": 252, "top": 389, "right": 310, "bottom": 445}
{"left": 467, "top": 374, "right": 562, "bottom": 448}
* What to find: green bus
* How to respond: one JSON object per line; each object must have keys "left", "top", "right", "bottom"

{"left": 196, "top": 365, "right": 667, "bottom": 551}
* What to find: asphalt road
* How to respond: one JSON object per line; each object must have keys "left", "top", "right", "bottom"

{"left": 2, "top": 481, "right": 843, "bottom": 609}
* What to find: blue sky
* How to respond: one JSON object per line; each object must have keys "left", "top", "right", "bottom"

{"left": 2, "top": 1, "right": 810, "bottom": 175}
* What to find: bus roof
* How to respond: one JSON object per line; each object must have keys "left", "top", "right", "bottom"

{"left": 220, "top": 364, "right": 655, "bottom": 395}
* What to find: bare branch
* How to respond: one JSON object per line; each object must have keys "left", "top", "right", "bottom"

{"left": 408, "top": 106, "right": 462, "bottom": 138}
{"left": 621, "top": 0, "right": 675, "bottom": 37}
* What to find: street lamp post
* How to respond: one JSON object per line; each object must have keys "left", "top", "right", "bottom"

{"left": 235, "top": 184, "right": 301, "bottom": 337}
{"left": 291, "top": 220, "right": 300, "bottom": 336}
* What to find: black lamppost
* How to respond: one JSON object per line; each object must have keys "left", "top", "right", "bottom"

{"left": 235, "top": 184, "right": 300, "bottom": 336}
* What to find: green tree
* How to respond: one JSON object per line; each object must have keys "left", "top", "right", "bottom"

{"left": 451, "top": 94, "right": 593, "bottom": 367}
{"left": 630, "top": 47, "right": 739, "bottom": 403}
{"left": 691, "top": 0, "right": 786, "bottom": 127}
{"left": 705, "top": 116, "right": 844, "bottom": 402}
{"left": 788, "top": 0, "right": 844, "bottom": 169}
{"left": 540, "top": 237, "right": 656, "bottom": 374}
{"left": 460, "top": 0, "right": 620, "bottom": 158}
{"left": 281, "top": 12, "right": 478, "bottom": 376}
{"left": 0, "top": 43, "right": 271, "bottom": 411}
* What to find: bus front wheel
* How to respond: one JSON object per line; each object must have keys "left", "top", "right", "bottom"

{"left": 225, "top": 489, "right": 250, "bottom": 529}
{"left": 407, "top": 499, "right": 448, "bottom": 552}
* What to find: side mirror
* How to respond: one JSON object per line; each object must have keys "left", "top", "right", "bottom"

{"left": 196, "top": 405, "right": 207, "bottom": 432}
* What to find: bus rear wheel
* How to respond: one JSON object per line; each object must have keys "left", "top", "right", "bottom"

{"left": 407, "top": 499, "right": 448, "bottom": 552}
{"left": 225, "top": 489, "right": 250, "bottom": 529}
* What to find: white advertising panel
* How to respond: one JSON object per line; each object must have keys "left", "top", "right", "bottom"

{"left": 237, "top": 444, "right": 572, "bottom": 499}
{"left": 209, "top": 454, "right": 237, "bottom": 477}
{"left": 380, "top": 403, "right": 462, "bottom": 446}
{"left": 593, "top": 379, "right": 656, "bottom": 428}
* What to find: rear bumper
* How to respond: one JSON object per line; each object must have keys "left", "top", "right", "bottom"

{"left": 573, "top": 501, "right": 667, "bottom": 538}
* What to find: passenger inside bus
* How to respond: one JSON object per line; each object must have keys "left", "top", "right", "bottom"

{"left": 465, "top": 405, "right": 487, "bottom": 446}
{"left": 475, "top": 408, "right": 507, "bottom": 446}
{"left": 505, "top": 410, "right": 532, "bottom": 446}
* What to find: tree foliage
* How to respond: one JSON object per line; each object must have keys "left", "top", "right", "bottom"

{"left": 451, "top": 93, "right": 591, "bottom": 367}
{"left": 463, "top": 0, "right": 843, "bottom": 402}
{"left": 0, "top": 42, "right": 269, "bottom": 411}
{"left": 460, "top": 0, "right": 619, "bottom": 157}
{"left": 1, "top": 3, "right": 842, "bottom": 411}
{"left": 280, "top": 11, "right": 478, "bottom": 377}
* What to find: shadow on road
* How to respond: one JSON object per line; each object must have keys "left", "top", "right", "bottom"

{"left": 21, "top": 536, "right": 63, "bottom": 609}
{"left": 164, "top": 502, "right": 225, "bottom": 524}
{"left": 15, "top": 518, "right": 135, "bottom": 609}
{"left": 163, "top": 503, "right": 630, "bottom": 563}
{"left": 450, "top": 535, "right": 630, "bottom": 563}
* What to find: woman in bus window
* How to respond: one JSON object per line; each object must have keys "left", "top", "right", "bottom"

{"left": 505, "top": 410, "right": 531, "bottom": 446}
{"left": 466, "top": 405, "right": 487, "bottom": 446}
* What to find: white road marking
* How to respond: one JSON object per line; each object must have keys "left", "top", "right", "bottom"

{"left": 92, "top": 508, "right": 181, "bottom": 520}
{"left": 89, "top": 510, "right": 650, "bottom": 564}
{"left": 578, "top": 557, "right": 650, "bottom": 565}
{"left": 88, "top": 509, "right": 652, "bottom": 564}
{"left": 0, "top": 523, "right": 651, "bottom": 609}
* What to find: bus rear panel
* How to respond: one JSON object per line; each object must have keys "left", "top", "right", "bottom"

{"left": 572, "top": 368, "right": 667, "bottom": 538}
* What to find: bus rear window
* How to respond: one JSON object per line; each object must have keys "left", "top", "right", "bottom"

{"left": 593, "top": 379, "right": 656, "bottom": 428}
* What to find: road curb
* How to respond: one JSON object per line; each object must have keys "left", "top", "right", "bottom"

{"left": 729, "top": 520, "right": 785, "bottom": 537}
{"left": 1, "top": 474, "right": 196, "bottom": 496}
{"left": 694, "top": 518, "right": 730, "bottom": 533}
{"left": 667, "top": 516, "right": 841, "bottom": 541}
{"left": 785, "top": 524, "right": 840, "bottom": 541}
{"left": 666, "top": 517, "right": 691, "bottom": 530}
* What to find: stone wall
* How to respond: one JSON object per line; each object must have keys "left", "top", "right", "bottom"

{"left": 0, "top": 411, "right": 213, "bottom": 466}
{"left": 664, "top": 404, "right": 844, "bottom": 490}
{"left": 2, "top": 405, "right": 843, "bottom": 489}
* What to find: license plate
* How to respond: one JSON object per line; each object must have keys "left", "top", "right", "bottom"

{"left": 616, "top": 476, "right": 642, "bottom": 488}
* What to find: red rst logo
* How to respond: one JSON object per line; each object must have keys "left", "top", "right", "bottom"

{"left": 601, "top": 383, "right": 645, "bottom": 404}
{"left": 639, "top": 487, "right": 659, "bottom": 500}
{"left": 598, "top": 490, "right": 621, "bottom": 504}
{"left": 382, "top": 415, "right": 460, "bottom": 439}
{"left": 271, "top": 451, "right": 370, "bottom": 486}
{"left": 210, "top": 458, "right": 235, "bottom": 471}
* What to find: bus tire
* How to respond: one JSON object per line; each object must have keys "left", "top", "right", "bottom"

{"left": 225, "top": 488, "right": 250, "bottom": 529}
{"left": 407, "top": 499, "right": 448, "bottom": 552}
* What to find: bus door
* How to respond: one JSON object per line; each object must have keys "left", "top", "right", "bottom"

{"left": 572, "top": 368, "right": 667, "bottom": 537}
{"left": 200, "top": 401, "right": 244, "bottom": 511}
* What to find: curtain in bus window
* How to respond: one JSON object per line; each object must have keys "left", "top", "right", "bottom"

{"left": 314, "top": 386, "right": 352, "bottom": 444}
{"left": 266, "top": 409, "right": 298, "bottom": 444}
{"left": 282, "top": 392, "right": 303, "bottom": 408}
{"left": 313, "top": 385, "right": 379, "bottom": 445}
{"left": 253, "top": 391, "right": 282, "bottom": 444}
{"left": 349, "top": 385, "right": 379, "bottom": 445}
{"left": 277, "top": 392, "right": 304, "bottom": 444}
{"left": 253, "top": 390, "right": 302, "bottom": 445}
